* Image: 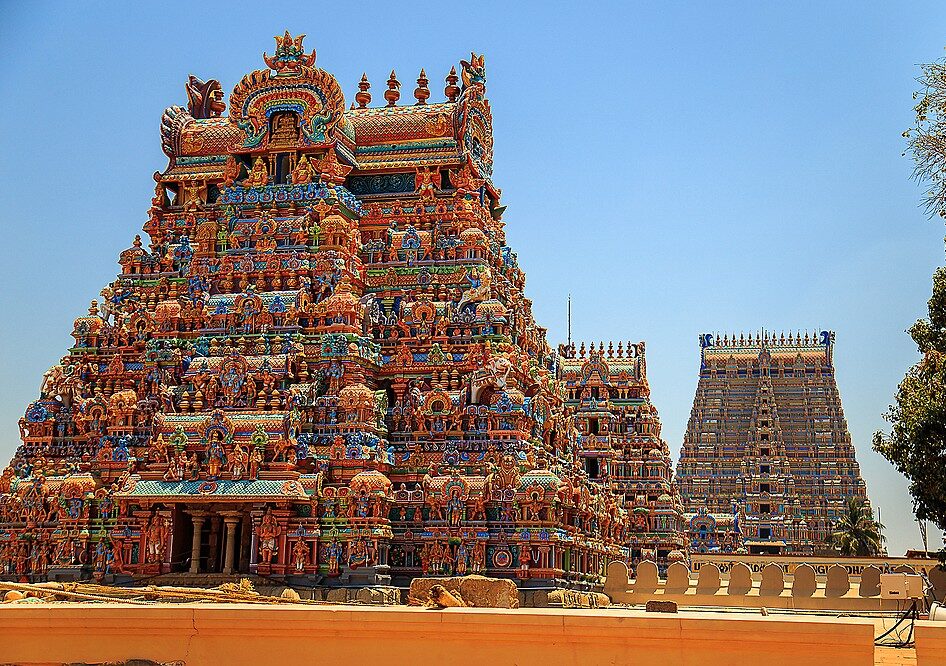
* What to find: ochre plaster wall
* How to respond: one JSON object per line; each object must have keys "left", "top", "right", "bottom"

{"left": 0, "top": 603, "right": 875, "bottom": 666}
{"left": 916, "top": 621, "right": 946, "bottom": 666}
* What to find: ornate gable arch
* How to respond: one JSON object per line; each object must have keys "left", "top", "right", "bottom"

{"left": 229, "top": 35, "right": 346, "bottom": 150}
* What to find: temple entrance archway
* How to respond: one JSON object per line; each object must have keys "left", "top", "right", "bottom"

{"left": 172, "top": 504, "right": 252, "bottom": 575}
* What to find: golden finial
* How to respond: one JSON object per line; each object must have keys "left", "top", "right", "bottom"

{"left": 355, "top": 73, "right": 371, "bottom": 109}
{"left": 385, "top": 70, "right": 401, "bottom": 107}
{"left": 414, "top": 69, "right": 430, "bottom": 105}
{"left": 444, "top": 66, "right": 460, "bottom": 102}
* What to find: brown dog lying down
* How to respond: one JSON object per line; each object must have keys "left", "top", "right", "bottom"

{"left": 426, "top": 584, "right": 467, "bottom": 608}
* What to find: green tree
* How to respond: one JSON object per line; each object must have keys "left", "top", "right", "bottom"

{"left": 873, "top": 267, "right": 946, "bottom": 535}
{"left": 831, "top": 497, "right": 886, "bottom": 557}
{"left": 873, "top": 52, "right": 946, "bottom": 548}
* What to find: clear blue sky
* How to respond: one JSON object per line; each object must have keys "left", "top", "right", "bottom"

{"left": 1, "top": 1, "right": 944, "bottom": 555}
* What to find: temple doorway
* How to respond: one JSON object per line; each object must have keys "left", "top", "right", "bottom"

{"left": 172, "top": 505, "right": 252, "bottom": 574}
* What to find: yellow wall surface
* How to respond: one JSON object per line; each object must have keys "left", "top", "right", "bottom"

{"left": 0, "top": 603, "right": 876, "bottom": 666}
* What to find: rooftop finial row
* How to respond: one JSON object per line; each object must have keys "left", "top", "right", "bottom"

{"left": 703, "top": 330, "right": 833, "bottom": 349}
{"left": 575, "top": 340, "right": 644, "bottom": 359}
{"left": 353, "top": 68, "right": 461, "bottom": 109}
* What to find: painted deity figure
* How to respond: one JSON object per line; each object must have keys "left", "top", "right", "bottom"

{"left": 291, "top": 539, "right": 309, "bottom": 572}
{"left": 221, "top": 364, "right": 246, "bottom": 405}
{"left": 93, "top": 540, "right": 110, "bottom": 575}
{"left": 15, "top": 543, "right": 28, "bottom": 575}
{"left": 163, "top": 454, "right": 181, "bottom": 482}
{"left": 256, "top": 510, "right": 280, "bottom": 565}
{"left": 145, "top": 515, "right": 170, "bottom": 564}
{"left": 206, "top": 433, "right": 227, "bottom": 479}
{"left": 429, "top": 541, "right": 444, "bottom": 574}
{"left": 244, "top": 158, "right": 269, "bottom": 187}
{"left": 53, "top": 537, "right": 71, "bottom": 565}
{"left": 446, "top": 491, "right": 464, "bottom": 527}
{"left": 348, "top": 538, "right": 368, "bottom": 570}
{"left": 229, "top": 442, "right": 248, "bottom": 480}
{"left": 426, "top": 492, "right": 444, "bottom": 522}
{"left": 290, "top": 154, "right": 315, "bottom": 185}
{"left": 322, "top": 498, "right": 337, "bottom": 519}
{"left": 455, "top": 542, "right": 468, "bottom": 575}
{"left": 415, "top": 166, "right": 438, "bottom": 202}
{"left": 223, "top": 155, "right": 240, "bottom": 187}
{"left": 419, "top": 543, "right": 430, "bottom": 576}
{"left": 327, "top": 539, "right": 343, "bottom": 576}
{"left": 149, "top": 434, "right": 171, "bottom": 463}
{"left": 471, "top": 541, "right": 485, "bottom": 574}
{"left": 0, "top": 466, "right": 14, "bottom": 494}
{"left": 471, "top": 493, "right": 487, "bottom": 521}
{"left": 354, "top": 491, "right": 370, "bottom": 518}
{"left": 518, "top": 546, "right": 531, "bottom": 578}
{"left": 522, "top": 491, "right": 543, "bottom": 522}
{"left": 249, "top": 447, "right": 263, "bottom": 479}
{"left": 109, "top": 536, "right": 124, "bottom": 574}
{"left": 186, "top": 452, "right": 200, "bottom": 481}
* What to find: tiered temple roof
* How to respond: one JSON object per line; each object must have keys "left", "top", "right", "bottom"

{"left": 677, "top": 331, "right": 871, "bottom": 555}
{"left": 559, "top": 341, "right": 685, "bottom": 569}
{"left": 0, "top": 34, "right": 654, "bottom": 587}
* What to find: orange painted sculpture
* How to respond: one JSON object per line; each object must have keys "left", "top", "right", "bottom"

{"left": 0, "top": 33, "right": 668, "bottom": 589}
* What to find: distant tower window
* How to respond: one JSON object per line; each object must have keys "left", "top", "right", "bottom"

{"left": 759, "top": 527, "right": 772, "bottom": 539}
{"left": 760, "top": 465, "right": 770, "bottom": 474}
{"left": 761, "top": 448, "right": 770, "bottom": 457}
{"left": 760, "top": 503, "right": 770, "bottom": 514}
{"left": 585, "top": 457, "right": 600, "bottom": 478}
{"left": 589, "top": 418, "right": 599, "bottom": 435}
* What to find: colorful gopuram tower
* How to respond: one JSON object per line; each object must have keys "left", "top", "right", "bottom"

{"left": 0, "top": 34, "right": 637, "bottom": 589}
{"left": 675, "top": 331, "right": 871, "bottom": 555}
{"left": 559, "top": 342, "right": 685, "bottom": 569}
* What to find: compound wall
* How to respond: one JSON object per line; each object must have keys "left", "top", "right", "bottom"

{"left": 0, "top": 602, "right": 875, "bottom": 666}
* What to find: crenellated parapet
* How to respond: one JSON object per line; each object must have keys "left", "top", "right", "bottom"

{"left": 699, "top": 330, "right": 835, "bottom": 370}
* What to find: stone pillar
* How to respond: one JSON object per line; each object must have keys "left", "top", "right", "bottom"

{"left": 240, "top": 514, "right": 252, "bottom": 572}
{"left": 222, "top": 513, "right": 241, "bottom": 575}
{"left": 188, "top": 512, "right": 206, "bottom": 574}
{"left": 277, "top": 526, "right": 288, "bottom": 567}
{"left": 208, "top": 517, "right": 221, "bottom": 572}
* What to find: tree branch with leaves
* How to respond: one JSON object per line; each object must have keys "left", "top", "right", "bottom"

{"left": 874, "top": 52, "right": 946, "bottom": 558}
{"left": 904, "top": 58, "right": 946, "bottom": 218}
{"left": 832, "top": 497, "right": 886, "bottom": 556}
